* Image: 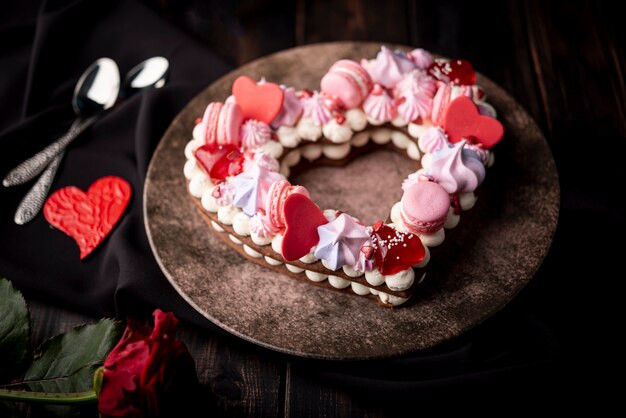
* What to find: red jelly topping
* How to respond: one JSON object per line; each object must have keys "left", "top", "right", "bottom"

{"left": 371, "top": 223, "right": 425, "bottom": 276}
{"left": 195, "top": 144, "right": 244, "bottom": 183}
{"left": 428, "top": 59, "right": 476, "bottom": 86}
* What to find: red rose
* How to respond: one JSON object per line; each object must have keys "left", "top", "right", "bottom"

{"left": 98, "top": 309, "right": 198, "bottom": 418}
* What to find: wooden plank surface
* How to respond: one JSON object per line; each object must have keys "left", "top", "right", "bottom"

{"left": 19, "top": 0, "right": 624, "bottom": 415}
{"left": 177, "top": 326, "right": 284, "bottom": 417}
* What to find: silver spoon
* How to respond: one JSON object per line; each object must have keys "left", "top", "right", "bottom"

{"left": 13, "top": 57, "right": 169, "bottom": 225}
{"left": 3, "top": 58, "right": 121, "bottom": 188}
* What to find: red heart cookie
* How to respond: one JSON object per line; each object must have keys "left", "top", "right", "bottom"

{"left": 443, "top": 96, "right": 504, "bottom": 149}
{"left": 232, "top": 76, "right": 284, "bottom": 124}
{"left": 43, "top": 176, "right": 131, "bottom": 259}
{"left": 281, "top": 193, "right": 328, "bottom": 261}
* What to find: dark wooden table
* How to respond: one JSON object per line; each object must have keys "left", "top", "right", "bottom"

{"left": 23, "top": 0, "right": 624, "bottom": 415}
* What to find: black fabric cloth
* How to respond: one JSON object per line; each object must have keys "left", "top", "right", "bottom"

{"left": 0, "top": 0, "right": 232, "bottom": 325}
{"left": 0, "top": 0, "right": 617, "bottom": 408}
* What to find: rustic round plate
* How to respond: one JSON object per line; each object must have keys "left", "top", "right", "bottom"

{"left": 144, "top": 42, "right": 559, "bottom": 360}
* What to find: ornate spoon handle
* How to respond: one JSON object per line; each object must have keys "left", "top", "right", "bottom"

{"left": 3, "top": 114, "right": 99, "bottom": 187}
{"left": 13, "top": 151, "right": 65, "bottom": 225}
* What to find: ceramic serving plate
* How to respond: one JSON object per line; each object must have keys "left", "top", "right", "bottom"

{"left": 144, "top": 42, "right": 559, "bottom": 360}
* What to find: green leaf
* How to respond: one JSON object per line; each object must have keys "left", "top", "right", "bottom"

{"left": 0, "top": 278, "right": 30, "bottom": 382}
{"left": 22, "top": 319, "right": 123, "bottom": 394}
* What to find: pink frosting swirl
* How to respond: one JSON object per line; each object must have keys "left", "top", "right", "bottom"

{"left": 396, "top": 70, "right": 436, "bottom": 97}
{"left": 363, "top": 84, "right": 396, "bottom": 123}
{"left": 314, "top": 214, "right": 370, "bottom": 270}
{"left": 408, "top": 48, "right": 434, "bottom": 69}
{"left": 418, "top": 126, "right": 449, "bottom": 154}
{"left": 397, "top": 94, "right": 424, "bottom": 122}
{"left": 232, "top": 156, "right": 284, "bottom": 216}
{"left": 396, "top": 93, "right": 422, "bottom": 122}
{"left": 302, "top": 92, "right": 332, "bottom": 125}
{"left": 361, "top": 46, "right": 416, "bottom": 89}
{"left": 249, "top": 213, "right": 279, "bottom": 238}
{"left": 428, "top": 141, "right": 485, "bottom": 194}
{"left": 272, "top": 86, "right": 303, "bottom": 128}
{"left": 395, "top": 70, "right": 436, "bottom": 122}
{"left": 241, "top": 120, "right": 271, "bottom": 150}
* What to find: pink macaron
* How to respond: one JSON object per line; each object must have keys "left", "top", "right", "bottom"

{"left": 430, "top": 83, "right": 451, "bottom": 126}
{"left": 321, "top": 59, "right": 373, "bottom": 109}
{"left": 201, "top": 102, "right": 223, "bottom": 146}
{"left": 266, "top": 180, "right": 310, "bottom": 231}
{"left": 217, "top": 102, "right": 244, "bottom": 146}
{"left": 400, "top": 181, "right": 449, "bottom": 234}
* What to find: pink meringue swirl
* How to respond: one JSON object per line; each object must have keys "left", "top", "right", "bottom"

{"left": 363, "top": 84, "right": 396, "bottom": 123}
{"left": 361, "top": 46, "right": 416, "bottom": 89}
{"left": 396, "top": 69, "right": 437, "bottom": 97}
{"left": 428, "top": 141, "right": 485, "bottom": 194}
{"left": 395, "top": 70, "right": 436, "bottom": 122}
{"left": 272, "top": 86, "right": 303, "bottom": 128}
{"left": 314, "top": 214, "right": 370, "bottom": 270}
{"left": 408, "top": 48, "right": 434, "bottom": 69}
{"left": 241, "top": 119, "right": 271, "bottom": 150}
{"left": 396, "top": 90, "right": 430, "bottom": 122}
{"left": 302, "top": 92, "right": 332, "bottom": 126}
{"left": 418, "top": 126, "right": 449, "bottom": 154}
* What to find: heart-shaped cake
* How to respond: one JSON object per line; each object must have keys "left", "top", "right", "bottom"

{"left": 183, "top": 46, "right": 504, "bottom": 307}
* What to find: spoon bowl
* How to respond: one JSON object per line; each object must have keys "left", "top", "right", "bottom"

{"left": 73, "top": 58, "right": 120, "bottom": 116}
{"left": 121, "top": 56, "right": 169, "bottom": 99}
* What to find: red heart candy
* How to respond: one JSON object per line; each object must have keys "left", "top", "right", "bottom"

{"left": 232, "top": 76, "right": 284, "bottom": 124}
{"left": 43, "top": 176, "right": 131, "bottom": 259}
{"left": 281, "top": 193, "right": 328, "bottom": 261}
{"left": 442, "top": 96, "right": 504, "bottom": 149}
{"left": 371, "top": 223, "right": 425, "bottom": 276}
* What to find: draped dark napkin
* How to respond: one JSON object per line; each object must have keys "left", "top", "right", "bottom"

{"left": 0, "top": 0, "right": 232, "bottom": 323}
{"left": 0, "top": 0, "right": 615, "bottom": 405}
